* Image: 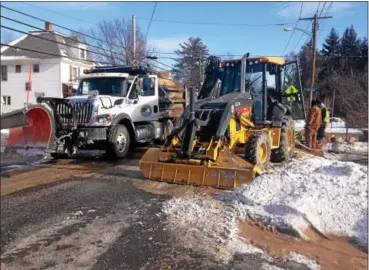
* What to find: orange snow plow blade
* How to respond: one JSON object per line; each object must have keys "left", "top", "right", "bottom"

{"left": 5, "top": 106, "right": 54, "bottom": 157}
{"left": 139, "top": 147, "right": 261, "bottom": 189}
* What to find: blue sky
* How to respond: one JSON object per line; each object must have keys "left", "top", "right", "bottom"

{"left": 1, "top": 1, "right": 367, "bottom": 68}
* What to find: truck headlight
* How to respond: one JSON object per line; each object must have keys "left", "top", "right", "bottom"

{"left": 96, "top": 114, "right": 113, "bottom": 123}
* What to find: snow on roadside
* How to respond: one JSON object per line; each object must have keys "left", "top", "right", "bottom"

{"left": 161, "top": 195, "right": 266, "bottom": 263}
{"left": 161, "top": 195, "right": 320, "bottom": 269}
{"left": 224, "top": 156, "right": 368, "bottom": 246}
{"left": 161, "top": 155, "right": 367, "bottom": 268}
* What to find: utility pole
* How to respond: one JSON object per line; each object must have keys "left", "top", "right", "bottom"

{"left": 132, "top": 15, "right": 136, "bottom": 66}
{"left": 299, "top": 14, "right": 332, "bottom": 107}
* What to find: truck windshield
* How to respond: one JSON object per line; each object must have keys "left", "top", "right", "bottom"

{"left": 77, "top": 77, "right": 127, "bottom": 97}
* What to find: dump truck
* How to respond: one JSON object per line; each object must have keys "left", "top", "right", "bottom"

{"left": 3, "top": 65, "right": 186, "bottom": 158}
{"left": 139, "top": 53, "right": 306, "bottom": 189}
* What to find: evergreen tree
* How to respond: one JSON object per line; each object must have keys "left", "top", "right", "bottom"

{"left": 172, "top": 37, "right": 209, "bottom": 91}
{"left": 341, "top": 25, "right": 361, "bottom": 56}
{"left": 360, "top": 37, "right": 368, "bottom": 57}
{"left": 321, "top": 27, "right": 341, "bottom": 56}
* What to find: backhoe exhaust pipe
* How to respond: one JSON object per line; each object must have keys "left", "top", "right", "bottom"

{"left": 241, "top": 52, "right": 250, "bottom": 94}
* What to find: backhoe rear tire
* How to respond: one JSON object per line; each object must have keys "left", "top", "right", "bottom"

{"left": 244, "top": 132, "right": 271, "bottom": 170}
{"left": 271, "top": 115, "right": 295, "bottom": 162}
{"left": 106, "top": 124, "right": 130, "bottom": 159}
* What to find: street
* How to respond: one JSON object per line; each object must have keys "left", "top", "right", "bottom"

{"left": 0, "top": 151, "right": 312, "bottom": 270}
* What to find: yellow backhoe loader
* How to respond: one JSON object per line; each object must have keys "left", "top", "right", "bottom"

{"left": 139, "top": 53, "right": 306, "bottom": 189}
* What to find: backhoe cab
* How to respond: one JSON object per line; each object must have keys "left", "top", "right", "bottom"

{"left": 140, "top": 53, "right": 305, "bottom": 189}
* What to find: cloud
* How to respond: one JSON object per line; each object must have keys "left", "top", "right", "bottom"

{"left": 148, "top": 36, "right": 189, "bottom": 53}
{"left": 277, "top": 2, "right": 354, "bottom": 18}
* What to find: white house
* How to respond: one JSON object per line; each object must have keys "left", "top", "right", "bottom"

{"left": 0, "top": 22, "right": 93, "bottom": 114}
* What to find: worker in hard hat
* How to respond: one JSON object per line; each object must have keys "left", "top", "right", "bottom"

{"left": 305, "top": 99, "right": 322, "bottom": 149}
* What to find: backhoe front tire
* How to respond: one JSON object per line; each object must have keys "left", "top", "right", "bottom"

{"left": 245, "top": 132, "right": 271, "bottom": 170}
{"left": 271, "top": 115, "right": 295, "bottom": 162}
{"left": 106, "top": 124, "right": 130, "bottom": 159}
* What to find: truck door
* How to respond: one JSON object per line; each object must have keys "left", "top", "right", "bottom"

{"left": 131, "top": 75, "right": 159, "bottom": 122}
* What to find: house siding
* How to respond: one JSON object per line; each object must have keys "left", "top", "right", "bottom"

{"left": 61, "top": 60, "right": 91, "bottom": 90}
{"left": 0, "top": 58, "right": 61, "bottom": 113}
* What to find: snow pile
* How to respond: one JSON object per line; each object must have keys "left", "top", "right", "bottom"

{"left": 162, "top": 195, "right": 320, "bottom": 269}
{"left": 294, "top": 120, "right": 306, "bottom": 132}
{"left": 224, "top": 156, "right": 368, "bottom": 246}
{"left": 325, "top": 141, "right": 368, "bottom": 154}
{"left": 162, "top": 156, "right": 367, "bottom": 267}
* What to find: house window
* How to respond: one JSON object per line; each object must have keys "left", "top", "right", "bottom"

{"left": 70, "top": 66, "right": 78, "bottom": 82}
{"left": 73, "top": 67, "right": 77, "bottom": 81}
{"left": 16, "top": 65, "right": 22, "bottom": 73}
{"left": 33, "top": 64, "right": 40, "bottom": 73}
{"left": 2, "top": 95, "right": 11, "bottom": 105}
{"left": 80, "top": 48, "right": 85, "bottom": 59}
{"left": 1, "top": 65, "right": 7, "bottom": 81}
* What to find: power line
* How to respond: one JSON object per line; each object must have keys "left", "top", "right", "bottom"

{"left": 293, "top": 25, "right": 310, "bottom": 52}
{"left": 319, "top": 2, "right": 333, "bottom": 34}
{"left": 0, "top": 43, "right": 114, "bottom": 65}
{"left": 137, "top": 17, "right": 296, "bottom": 27}
{"left": 15, "top": 2, "right": 297, "bottom": 28}
{"left": 299, "top": 2, "right": 304, "bottom": 18}
{"left": 145, "top": 2, "right": 157, "bottom": 40}
{"left": 0, "top": 24, "right": 128, "bottom": 64}
{"left": 319, "top": 2, "right": 327, "bottom": 17}
{"left": 316, "top": 2, "right": 322, "bottom": 14}
{"left": 1, "top": 5, "right": 124, "bottom": 51}
{"left": 283, "top": 2, "right": 303, "bottom": 55}
{"left": 1, "top": 15, "right": 131, "bottom": 60}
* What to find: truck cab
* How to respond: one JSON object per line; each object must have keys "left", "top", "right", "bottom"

{"left": 38, "top": 65, "right": 184, "bottom": 158}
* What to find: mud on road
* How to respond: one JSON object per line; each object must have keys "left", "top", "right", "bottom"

{"left": 1, "top": 150, "right": 317, "bottom": 270}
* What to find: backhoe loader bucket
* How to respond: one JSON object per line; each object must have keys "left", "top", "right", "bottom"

{"left": 139, "top": 147, "right": 261, "bottom": 189}
{"left": 5, "top": 105, "right": 54, "bottom": 157}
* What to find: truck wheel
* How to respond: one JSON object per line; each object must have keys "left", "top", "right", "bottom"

{"left": 271, "top": 115, "right": 295, "bottom": 162}
{"left": 245, "top": 132, "right": 271, "bottom": 170}
{"left": 107, "top": 124, "right": 130, "bottom": 158}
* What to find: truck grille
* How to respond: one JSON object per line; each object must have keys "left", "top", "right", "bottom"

{"left": 56, "top": 102, "right": 93, "bottom": 124}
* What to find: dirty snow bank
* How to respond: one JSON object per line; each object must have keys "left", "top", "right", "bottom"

{"left": 161, "top": 156, "right": 367, "bottom": 268}
{"left": 224, "top": 156, "right": 368, "bottom": 246}
{"left": 162, "top": 195, "right": 320, "bottom": 269}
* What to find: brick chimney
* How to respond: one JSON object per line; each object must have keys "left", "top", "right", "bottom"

{"left": 45, "top": 22, "right": 52, "bottom": 31}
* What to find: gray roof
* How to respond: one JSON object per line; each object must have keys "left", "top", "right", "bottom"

{"left": 2, "top": 31, "right": 92, "bottom": 64}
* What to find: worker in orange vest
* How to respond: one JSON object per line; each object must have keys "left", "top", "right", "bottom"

{"left": 305, "top": 99, "right": 322, "bottom": 149}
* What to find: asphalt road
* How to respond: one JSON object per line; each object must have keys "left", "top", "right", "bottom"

{"left": 1, "top": 152, "right": 311, "bottom": 270}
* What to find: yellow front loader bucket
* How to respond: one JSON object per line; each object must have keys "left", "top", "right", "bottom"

{"left": 139, "top": 147, "right": 261, "bottom": 189}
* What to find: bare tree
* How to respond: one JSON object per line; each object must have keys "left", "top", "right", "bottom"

{"left": 324, "top": 72, "right": 368, "bottom": 128}
{"left": 77, "top": 18, "right": 152, "bottom": 66}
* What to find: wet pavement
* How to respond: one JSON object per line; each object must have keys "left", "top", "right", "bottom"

{"left": 0, "top": 152, "right": 312, "bottom": 270}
